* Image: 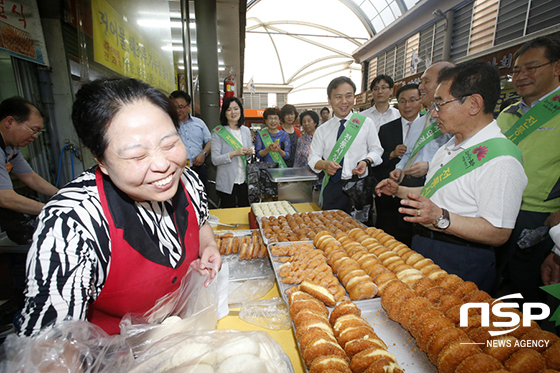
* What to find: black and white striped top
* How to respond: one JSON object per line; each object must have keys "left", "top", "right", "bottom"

{"left": 16, "top": 167, "right": 208, "bottom": 337}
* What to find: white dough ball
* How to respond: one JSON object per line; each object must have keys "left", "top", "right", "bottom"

{"left": 215, "top": 336, "right": 260, "bottom": 364}
{"left": 216, "top": 354, "right": 267, "bottom": 373}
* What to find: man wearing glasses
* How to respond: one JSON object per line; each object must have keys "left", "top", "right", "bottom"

{"left": 496, "top": 36, "right": 560, "bottom": 303}
{"left": 170, "top": 90, "right": 211, "bottom": 193}
{"left": 376, "top": 62, "right": 527, "bottom": 291}
{"left": 359, "top": 74, "right": 401, "bottom": 131}
{"left": 0, "top": 97, "right": 58, "bottom": 244}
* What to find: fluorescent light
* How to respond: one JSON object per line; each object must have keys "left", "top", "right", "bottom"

{"left": 137, "top": 19, "right": 195, "bottom": 29}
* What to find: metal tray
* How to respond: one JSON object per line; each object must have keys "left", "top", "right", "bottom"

{"left": 250, "top": 200, "right": 298, "bottom": 218}
{"left": 265, "top": 167, "right": 319, "bottom": 182}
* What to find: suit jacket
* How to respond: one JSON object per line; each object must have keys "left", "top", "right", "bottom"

{"left": 371, "top": 117, "right": 404, "bottom": 182}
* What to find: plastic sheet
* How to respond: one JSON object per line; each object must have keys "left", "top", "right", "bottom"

{"left": 239, "top": 297, "right": 291, "bottom": 330}
{"left": 0, "top": 319, "right": 134, "bottom": 373}
{"left": 120, "top": 266, "right": 219, "bottom": 356}
{"left": 228, "top": 273, "right": 275, "bottom": 305}
{"left": 128, "top": 330, "right": 293, "bottom": 373}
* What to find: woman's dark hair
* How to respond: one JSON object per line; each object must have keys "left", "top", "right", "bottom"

{"left": 72, "top": 78, "right": 178, "bottom": 161}
{"left": 299, "top": 110, "right": 319, "bottom": 127}
{"left": 263, "top": 107, "right": 281, "bottom": 121}
{"left": 280, "top": 104, "right": 298, "bottom": 123}
{"left": 0, "top": 96, "right": 40, "bottom": 122}
{"left": 220, "top": 96, "right": 244, "bottom": 127}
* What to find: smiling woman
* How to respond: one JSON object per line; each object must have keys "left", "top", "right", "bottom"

{"left": 16, "top": 78, "right": 222, "bottom": 338}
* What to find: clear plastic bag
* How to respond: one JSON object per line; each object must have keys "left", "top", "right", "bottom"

{"left": 0, "top": 319, "right": 134, "bottom": 373}
{"left": 128, "top": 329, "right": 294, "bottom": 373}
{"left": 228, "top": 273, "right": 275, "bottom": 305}
{"left": 120, "top": 266, "right": 219, "bottom": 356}
{"left": 239, "top": 297, "right": 291, "bottom": 330}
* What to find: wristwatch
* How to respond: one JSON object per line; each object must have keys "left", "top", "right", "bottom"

{"left": 202, "top": 151, "right": 208, "bottom": 156}
{"left": 434, "top": 208, "right": 450, "bottom": 230}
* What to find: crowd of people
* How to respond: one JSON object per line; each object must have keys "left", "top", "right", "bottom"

{"left": 1, "top": 35, "right": 559, "bottom": 340}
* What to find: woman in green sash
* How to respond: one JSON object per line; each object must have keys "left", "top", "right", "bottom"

{"left": 255, "top": 107, "right": 291, "bottom": 166}
{"left": 211, "top": 97, "right": 254, "bottom": 208}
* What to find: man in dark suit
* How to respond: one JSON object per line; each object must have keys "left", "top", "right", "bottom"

{"left": 371, "top": 84, "right": 422, "bottom": 245}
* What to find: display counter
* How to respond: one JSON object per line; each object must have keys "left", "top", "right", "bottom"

{"left": 265, "top": 167, "right": 318, "bottom": 203}
{"left": 211, "top": 203, "right": 321, "bottom": 373}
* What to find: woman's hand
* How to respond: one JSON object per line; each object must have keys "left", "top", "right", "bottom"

{"left": 231, "top": 147, "right": 253, "bottom": 158}
{"left": 196, "top": 223, "right": 223, "bottom": 287}
{"left": 268, "top": 142, "right": 281, "bottom": 152}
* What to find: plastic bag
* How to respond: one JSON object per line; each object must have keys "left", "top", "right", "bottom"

{"left": 228, "top": 273, "right": 275, "bottom": 305}
{"left": 0, "top": 319, "right": 134, "bottom": 373}
{"left": 239, "top": 297, "right": 291, "bottom": 330}
{"left": 120, "top": 265, "right": 219, "bottom": 356}
{"left": 342, "top": 173, "right": 377, "bottom": 210}
{"left": 128, "top": 329, "right": 294, "bottom": 373}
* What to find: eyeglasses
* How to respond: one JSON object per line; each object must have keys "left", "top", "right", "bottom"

{"left": 19, "top": 121, "right": 42, "bottom": 135}
{"left": 432, "top": 95, "right": 471, "bottom": 112}
{"left": 398, "top": 97, "right": 420, "bottom": 105}
{"left": 176, "top": 104, "right": 189, "bottom": 110}
{"left": 510, "top": 61, "right": 557, "bottom": 77}
{"left": 372, "top": 85, "right": 391, "bottom": 91}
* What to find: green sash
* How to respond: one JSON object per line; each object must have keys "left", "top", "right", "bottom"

{"left": 421, "top": 137, "right": 523, "bottom": 199}
{"left": 258, "top": 129, "right": 287, "bottom": 168}
{"left": 409, "top": 119, "right": 442, "bottom": 160}
{"left": 503, "top": 87, "right": 560, "bottom": 145}
{"left": 213, "top": 125, "right": 247, "bottom": 168}
{"left": 319, "top": 113, "right": 366, "bottom": 205}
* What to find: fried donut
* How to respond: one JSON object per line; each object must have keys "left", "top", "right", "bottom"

{"left": 454, "top": 353, "right": 503, "bottom": 373}
{"left": 504, "top": 348, "right": 546, "bottom": 373}
{"left": 290, "top": 299, "right": 329, "bottom": 319}
{"left": 348, "top": 280, "right": 378, "bottom": 300}
{"left": 300, "top": 280, "right": 337, "bottom": 307}
{"left": 385, "top": 259, "right": 406, "bottom": 272}
{"left": 435, "top": 273, "right": 464, "bottom": 290}
{"left": 420, "top": 263, "right": 441, "bottom": 276}
{"left": 333, "top": 314, "right": 370, "bottom": 336}
{"left": 483, "top": 335, "right": 520, "bottom": 363}
{"left": 295, "top": 319, "right": 334, "bottom": 340}
{"left": 364, "top": 359, "right": 404, "bottom": 373}
{"left": 329, "top": 300, "right": 361, "bottom": 325}
{"left": 392, "top": 263, "right": 414, "bottom": 274}
{"left": 379, "top": 279, "right": 409, "bottom": 300}
{"left": 436, "top": 294, "right": 464, "bottom": 314}
{"left": 458, "top": 314, "right": 482, "bottom": 334}
{"left": 421, "top": 286, "right": 451, "bottom": 303}
{"left": 308, "top": 355, "right": 352, "bottom": 373}
{"left": 506, "top": 319, "right": 539, "bottom": 339}
{"left": 350, "top": 347, "right": 397, "bottom": 373}
{"left": 405, "top": 253, "right": 424, "bottom": 266}
{"left": 411, "top": 276, "right": 437, "bottom": 295}
{"left": 413, "top": 257, "right": 434, "bottom": 270}
{"left": 445, "top": 304, "right": 477, "bottom": 324}
{"left": 400, "top": 273, "right": 425, "bottom": 286}
{"left": 426, "top": 326, "right": 470, "bottom": 364}
{"left": 543, "top": 339, "right": 560, "bottom": 370}
{"left": 398, "top": 297, "right": 433, "bottom": 327}
{"left": 384, "top": 288, "right": 416, "bottom": 320}
{"left": 467, "top": 325, "right": 504, "bottom": 344}
{"left": 293, "top": 309, "right": 330, "bottom": 328}
{"left": 462, "top": 289, "right": 492, "bottom": 303}
{"left": 337, "top": 325, "right": 378, "bottom": 348}
{"left": 300, "top": 329, "right": 338, "bottom": 354}
{"left": 437, "top": 339, "right": 482, "bottom": 373}
{"left": 344, "top": 338, "right": 387, "bottom": 359}
{"left": 372, "top": 271, "right": 397, "bottom": 286}
{"left": 416, "top": 316, "right": 455, "bottom": 351}
{"left": 395, "top": 268, "right": 423, "bottom": 280}
{"left": 519, "top": 329, "right": 559, "bottom": 352}
{"left": 427, "top": 269, "right": 448, "bottom": 280}
{"left": 366, "top": 264, "right": 390, "bottom": 279}
{"left": 409, "top": 308, "right": 444, "bottom": 338}
{"left": 302, "top": 337, "right": 347, "bottom": 367}
{"left": 452, "top": 281, "right": 479, "bottom": 299}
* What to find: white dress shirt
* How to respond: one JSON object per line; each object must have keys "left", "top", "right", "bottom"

{"left": 360, "top": 105, "right": 401, "bottom": 132}
{"left": 426, "top": 120, "right": 527, "bottom": 229}
{"left": 308, "top": 112, "right": 383, "bottom": 180}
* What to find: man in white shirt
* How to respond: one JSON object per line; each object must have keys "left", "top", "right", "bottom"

{"left": 360, "top": 74, "right": 400, "bottom": 131}
{"left": 308, "top": 76, "right": 383, "bottom": 212}
{"left": 390, "top": 62, "right": 454, "bottom": 187}
{"left": 376, "top": 61, "right": 527, "bottom": 291}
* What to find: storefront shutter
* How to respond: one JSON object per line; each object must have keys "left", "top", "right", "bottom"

{"left": 450, "top": 2, "right": 474, "bottom": 61}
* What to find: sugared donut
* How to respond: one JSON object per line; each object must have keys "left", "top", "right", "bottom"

{"left": 519, "top": 329, "right": 559, "bottom": 352}
{"left": 458, "top": 314, "right": 482, "bottom": 334}
{"left": 462, "top": 289, "right": 492, "bottom": 303}
{"left": 504, "top": 348, "right": 546, "bottom": 373}
{"left": 437, "top": 339, "right": 482, "bottom": 373}
{"left": 436, "top": 294, "right": 463, "bottom": 313}
{"left": 405, "top": 253, "right": 424, "bottom": 266}
{"left": 385, "top": 259, "right": 406, "bottom": 272}
{"left": 392, "top": 263, "right": 414, "bottom": 274}
{"left": 400, "top": 273, "right": 425, "bottom": 286}
{"left": 395, "top": 268, "right": 423, "bottom": 280}
{"left": 411, "top": 276, "right": 437, "bottom": 295}
{"left": 409, "top": 308, "right": 444, "bottom": 338}
{"left": 413, "top": 258, "right": 434, "bottom": 270}
{"left": 420, "top": 263, "right": 441, "bottom": 276}
{"left": 427, "top": 269, "right": 448, "bottom": 281}
{"left": 426, "top": 326, "right": 470, "bottom": 364}
{"left": 377, "top": 251, "right": 399, "bottom": 262}
{"left": 303, "top": 337, "right": 347, "bottom": 367}
{"left": 467, "top": 326, "right": 504, "bottom": 344}
{"left": 400, "top": 250, "right": 416, "bottom": 262}
{"left": 543, "top": 339, "right": 560, "bottom": 370}
{"left": 372, "top": 271, "right": 397, "bottom": 286}
{"left": 445, "top": 304, "right": 477, "bottom": 324}
{"left": 364, "top": 358, "right": 404, "bottom": 373}
{"left": 398, "top": 297, "right": 433, "bottom": 327}
{"left": 483, "top": 335, "right": 520, "bottom": 363}
{"left": 300, "top": 329, "right": 338, "bottom": 353}
{"left": 295, "top": 319, "right": 334, "bottom": 340}
{"left": 329, "top": 300, "right": 361, "bottom": 326}
{"left": 452, "top": 281, "right": 479, "bottom": 299}
{"left": 290, "top": 299, "right": 329, "bottom": 319}
{"left": 344, "top": 338, "right": 387, "bottom": 358}
{"left": 379, "top": 279, "right": 409, "bottom": 300}
{"left": 385, "top": 289, "right": 417, "bottom": 321}
{"left": 373, "top": 247, "right": 389, "bottom": 256}
{"left": 416, "top": 316, "right": 455, "bottom": 351}
{"left": 333, "top": 314, "right": 370, "bottom": 336}
{"left": 421, "top": 286, "right": 451, "bottom": 303}
{"left": 293, "top": 309, "right": 330, "bottom": 328}
{"left": 435, "top": 273, "right": 464, "bottom": 290}
{"left": 367, "top": 264, "right": 390, "bottom": 279}
{"left": 454, "top": 353, "right": 503, "bottom": 373}
{"left": 350, "top": 347, "right": 397, "bottom": 373}
{"left": 506, "top": 319, "right": 539, "bottom": 339}
{"left": 348, "top": 280, "right": 378, "bottom": 300}
{"left": 337, "top": 325, "right": 379, "bottom": 348}
{"left": 308, "top": 355, "right": 352, "bottom": 373}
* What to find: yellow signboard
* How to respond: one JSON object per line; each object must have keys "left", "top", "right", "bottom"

{"left": 91, "top": 0, "right": 175, "bottom": 92}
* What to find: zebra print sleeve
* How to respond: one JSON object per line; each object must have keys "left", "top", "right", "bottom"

{"left": 16, "top": 170, "right": 110, "bottom": 337}
{"left": 182, "top": 167, "right": 209, "bottom": 227}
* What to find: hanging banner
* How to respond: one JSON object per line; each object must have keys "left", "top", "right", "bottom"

{"left": 0, "top": 0, "right": 49, "bottom": 66}
{"left": 91, "top": 0, "right": 175, "bottom": 93}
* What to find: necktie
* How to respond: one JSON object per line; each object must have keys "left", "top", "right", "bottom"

{"left": 330, "top": 119, "right": 346, "bottom": 184}
{"left": 403, "top": 122, "right": 412, "bottom": 143}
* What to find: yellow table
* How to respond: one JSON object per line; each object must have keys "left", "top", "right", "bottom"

{"left": 211, "top": 203, "right": 321, "bottom": 373}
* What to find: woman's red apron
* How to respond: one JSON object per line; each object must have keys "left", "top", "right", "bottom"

{"left": 87, "top": 168, "right": 199, "bottom": 335}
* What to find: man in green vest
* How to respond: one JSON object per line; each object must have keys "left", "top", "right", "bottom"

{"left": 496, "top": 36, "right": 560, "bottom": 303}
{"left": 376, "top": 61, "right": 527, "bottom": 292}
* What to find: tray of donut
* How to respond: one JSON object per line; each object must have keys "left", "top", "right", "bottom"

{"left": 214, "top": 230, "right": 272, "bottom": 282}
{"left": 272, "top": 224, "right": 560, "bottom": 373}
{"left": 258, "top": 209, "right": 367, "bottom": 245}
